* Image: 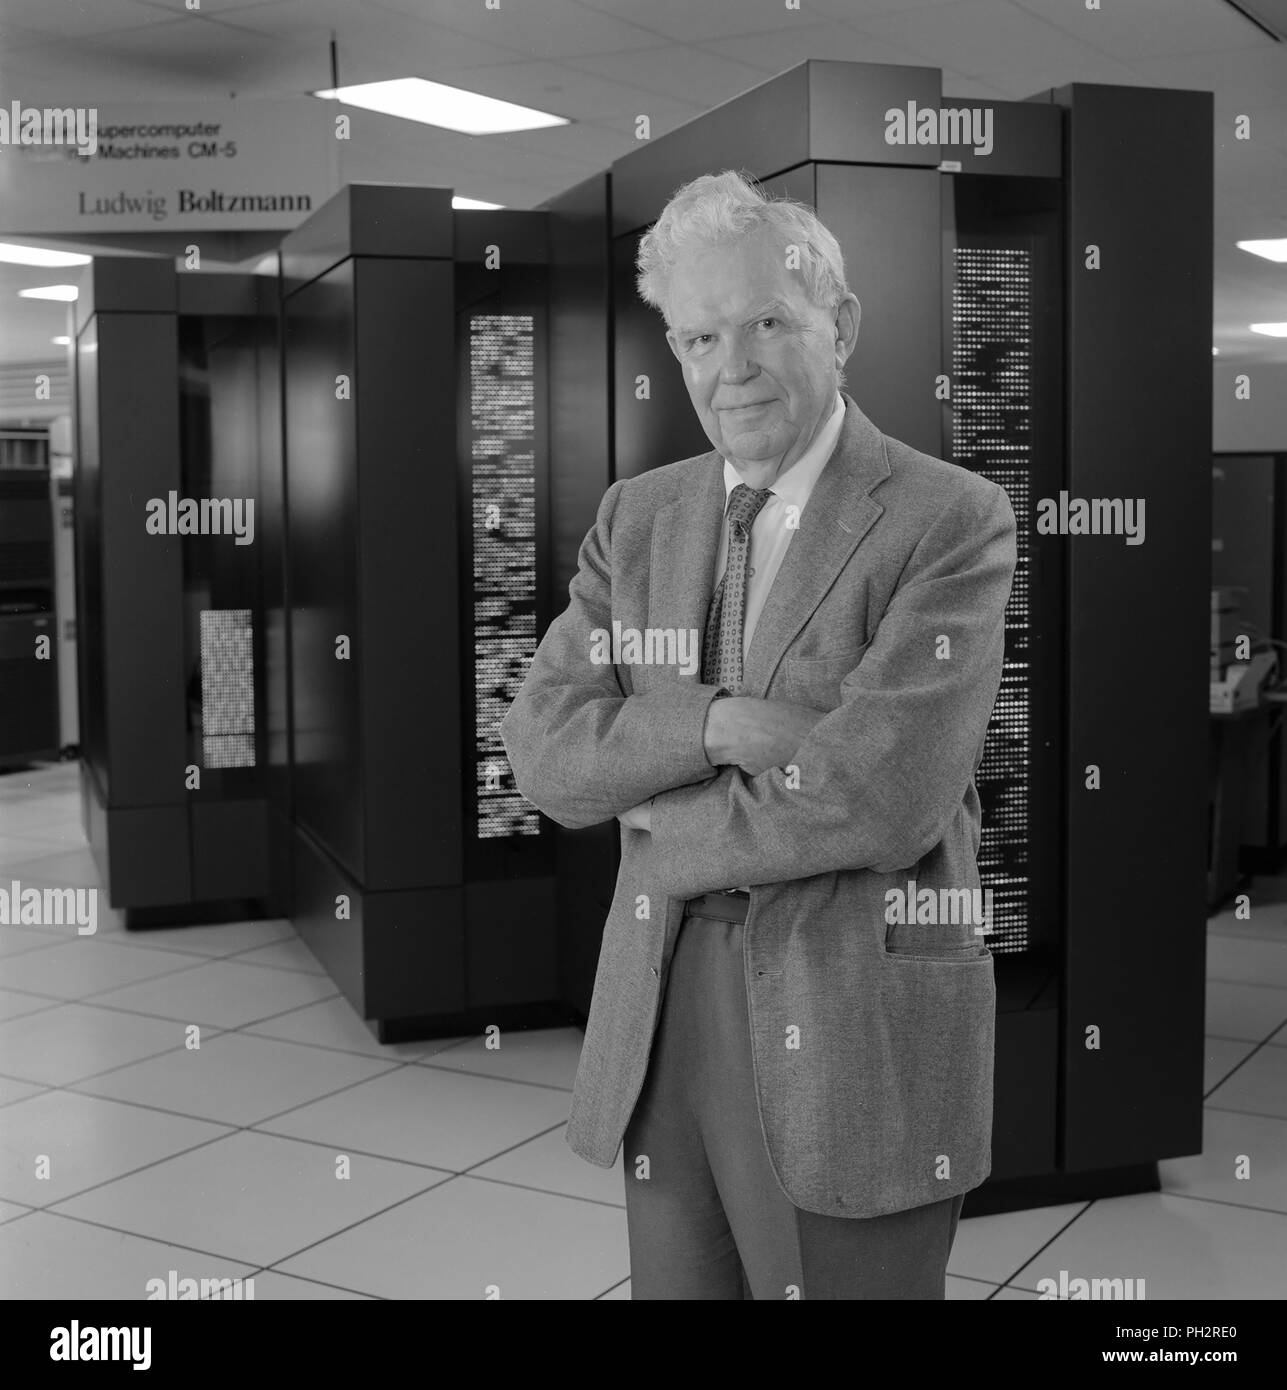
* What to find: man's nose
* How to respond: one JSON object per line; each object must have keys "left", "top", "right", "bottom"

{"left": 715, "top": 339, "right": 756, "bottom": 379}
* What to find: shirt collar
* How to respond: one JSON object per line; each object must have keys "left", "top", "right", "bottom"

{"left": 721, "top": 391, "right": 846, "bottom": 509}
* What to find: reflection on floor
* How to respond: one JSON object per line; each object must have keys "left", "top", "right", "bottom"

{"left": 1, "top": 762, "right": 1285, "bottom": 1299}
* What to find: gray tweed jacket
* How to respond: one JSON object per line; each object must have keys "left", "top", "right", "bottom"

{"left": 499, "top": 393, "right": 1017, "bottom": 1218}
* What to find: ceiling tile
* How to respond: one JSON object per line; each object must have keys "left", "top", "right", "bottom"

{"left": 940, "top": 70, "right": 1011, "bottom": 100}
{"left": 700, "top": 21, "right": 928, "bottom": 73}
{"left": 981, "top": 58, "right": 1152, "bottom": 99}
{"left": 435, "top": 56, "right": 694, "bottom": 121}
{"left": 370, "top": 0, "right": 663, "bottom": 60}
{"left": 573, "top": 0, "right": 824, "bottom": 44}
{"left": 1129, "top": 46, "right": 1287, "bottom": 106}
{"left": 207, "top": 0, "right": 523, "bottom": 75}
{"left": 0, "top": 0, "right": 174, "bottom": 40}
{"left": 1011, "top": 0, "right": 1269, "bottom": 60}
{"left": 488, "top": 118, "right": 631, "bottom": 167}
{"left": 0, "top": 20, "right": 48, "bottom": 49}
{"left": 851, "top": 0, "right": 1136, "bottom": 77}
{"left": 560, "top": 42, "right": 764, "bottom": 105}
{"left": 12, "top": 17, "right": 331, "bottom": 98}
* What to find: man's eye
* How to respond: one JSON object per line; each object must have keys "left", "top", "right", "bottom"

{"left": 688, "top": 335, "right": 712, "bottom": 348}
{"left": 758, "top": 318, "right": 778, "bottom": 330}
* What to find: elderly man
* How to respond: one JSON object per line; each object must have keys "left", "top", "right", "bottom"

{"left": 500, "top": 170, "right": 1016, "bottom": 1300}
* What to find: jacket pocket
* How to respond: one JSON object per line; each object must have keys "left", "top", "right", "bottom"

{"left": 781, "top": 640, "right": 871, "bottom": 709}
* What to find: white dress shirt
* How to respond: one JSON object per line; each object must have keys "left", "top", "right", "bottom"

{"left": 713, "top": 391, "right": 846, "bottom": 894}
{"left": 713, "top": 390, "right": 847, "bottom": 663}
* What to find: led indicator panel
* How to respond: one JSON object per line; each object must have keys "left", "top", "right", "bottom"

{"left": 468, "top": 312, "right": 540, "bottom": 839}
{"left": 952, "top": 244, "right": 1033, "bottom": 955}
{"left": 199, "top": 607, "right": 255, "bottom": 769}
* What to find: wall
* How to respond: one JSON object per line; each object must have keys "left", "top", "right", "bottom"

{"left": 1214, "top": 361, "right": 1287, "bottom": 453}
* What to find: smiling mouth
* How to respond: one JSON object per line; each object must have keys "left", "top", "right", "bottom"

{"left": 721, "top": 401, "right": 773, "bottom": 412}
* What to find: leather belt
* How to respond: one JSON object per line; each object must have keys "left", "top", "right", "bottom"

{"left": 683, "top": 889, "right": 750, "bottom": 924}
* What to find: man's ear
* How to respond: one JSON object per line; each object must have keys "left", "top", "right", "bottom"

{"left": 835, "top": 295, "right": 861, "bottom": 366}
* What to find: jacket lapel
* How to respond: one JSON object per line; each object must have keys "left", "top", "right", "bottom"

{"left": 645, "top": 393, "right": 891, "bottom": 693}
{"left": 741, "top": 394, "right": 889, "bottom": 696}
{"left": 647, "top": 448, "right": 728, "bottom": 673}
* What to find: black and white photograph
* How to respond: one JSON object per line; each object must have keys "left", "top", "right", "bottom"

{"left": 0, "top": 0, "right": 1283, "bottom": 1343}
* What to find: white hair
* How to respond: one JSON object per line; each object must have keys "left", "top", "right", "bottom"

{"left": 636, "top": 169, "right": 850, "bottom": 326}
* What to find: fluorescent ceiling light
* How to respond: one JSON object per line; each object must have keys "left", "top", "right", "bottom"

{"left": 19, "top": 284, "right": 78, "bottom": 301}
{"left": 51, "top": 335, "right": 70, "bottom": 345}
{"left": 1250, "top": 323, "right": 1287, "bottom": 337}
{"left": 0, "top": 242, "right": 91, "bottom": 268}
{"left": 313, "top": 77, "right": 568, "bottom": 135}
{"left": 1237, "top": 239, "right": 1287, "bottom": 263}
{"left": 453, "top": 196, "right": 504, "bottom": 210}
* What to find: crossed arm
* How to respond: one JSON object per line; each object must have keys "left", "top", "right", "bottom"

{"left": 499, "top": 475, "right": 1017, "bottom": 898}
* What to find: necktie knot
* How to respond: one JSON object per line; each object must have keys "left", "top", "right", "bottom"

{"left": 700, "top": 483, "right": 774, "bottom": 692}
{"left": 728, "top": 482, "right": 773, "bottom": 533}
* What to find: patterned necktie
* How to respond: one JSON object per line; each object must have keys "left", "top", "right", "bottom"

{"left": 702, "top": 482, "right": 774, "bottom": 692}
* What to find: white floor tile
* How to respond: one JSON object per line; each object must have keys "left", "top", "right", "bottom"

{"left": 111, "top": 919, "right": 298, "bottom": 958}
{"left": 258, "top": 1065, "right": 570, "bottom": 1171}
{"left": 1205, "top": 979, "right": 1287, "bottom": 1043}
{"left": 0, "top": 938, "right": 202, "bottom": 1001}
{"left": 1206, "top": 1041, "right": 1287, "bottom": 1120}
{"left": 1204, "top": 1036, "right": 1257, "bottom": 1094}
{"left": 276, "top": 1174, "right": 629, "bottom": 1299}
{"left": 0, "top": 1076, "right": 46, "bottom": 1107}
{"left": 1207, "top": 933, "right": 1287, "bottom": 990}
{"left": 1160, "top": 1106, "right": 1287, "bottom": 1213}
{"left": 223, "top": 1270, "right": 372, "bottom": 1299}
{"left": 4, "top": 846, "right": 102, "bottom": 888}
{"left": 89, "top": 959, "right": 338, "bottom": 1029}
{"left": 52, "top": 1129, "right": 446, "bottom": 1268}
{"left": 0, "top": 1210, "right": 257, "bottom": 1300}
{"left": 71, "top": 1032, "right": 402, "bottom": 1127}
{"left": 470, "top": 1126, "right": 625, "bottom": 1206}
{"left": 0, "top": 1090, "right": 229, "bottom": 1206}
{"left": 947, "top": 1274, "right": 998, "bottom": 1299}
{"left": 420, "top": 1025, "right": 582, "bottom": 1090}
{"left": 232, "top": 938, "right": 327, "bottom": 975}
{"left": 0, "top": 1003, "right": 204, "bottom": 1086}
{"left": 1007, "top": 1191, "right": 1287, "bottom": 1299}
{"left": 948, "top": 1201, "right": 1089, "bottom": 1285}
{"left": 243, "top": 996, "right": 466, "bottom": 1061}
{"left": 0, "top": 988, "right": 58, "bottom": 1023}
{"left": 0, "top": 926, "right": 65, "bottom": 960}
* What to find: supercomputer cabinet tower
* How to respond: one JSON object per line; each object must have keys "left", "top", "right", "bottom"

{"left": 1212, "top": 452, "right": 1287, "bottom": 865}
{"left": 606, "top": 60, "right": 1210, "bottom": 1207}
{"left": 280, "top": 185, "right": 561, "bottom": 1039}
{"left": 0, "top": 429, "right": 58, "bottom": 765}
{"left": 74, "top": 259, "right": 278, "bottom": 917}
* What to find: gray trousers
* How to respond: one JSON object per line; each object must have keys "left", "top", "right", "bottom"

{"left": 623, "top": 907, "right": 965, "bottom": 1300}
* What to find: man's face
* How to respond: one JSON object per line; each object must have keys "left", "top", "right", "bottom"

{"left": 665, "top": 226, "right": 857, "bottom": 479}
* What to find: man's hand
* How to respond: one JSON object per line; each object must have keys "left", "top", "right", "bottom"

{"left": 703, "top": 696, "right": 828, "bottom": 777}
